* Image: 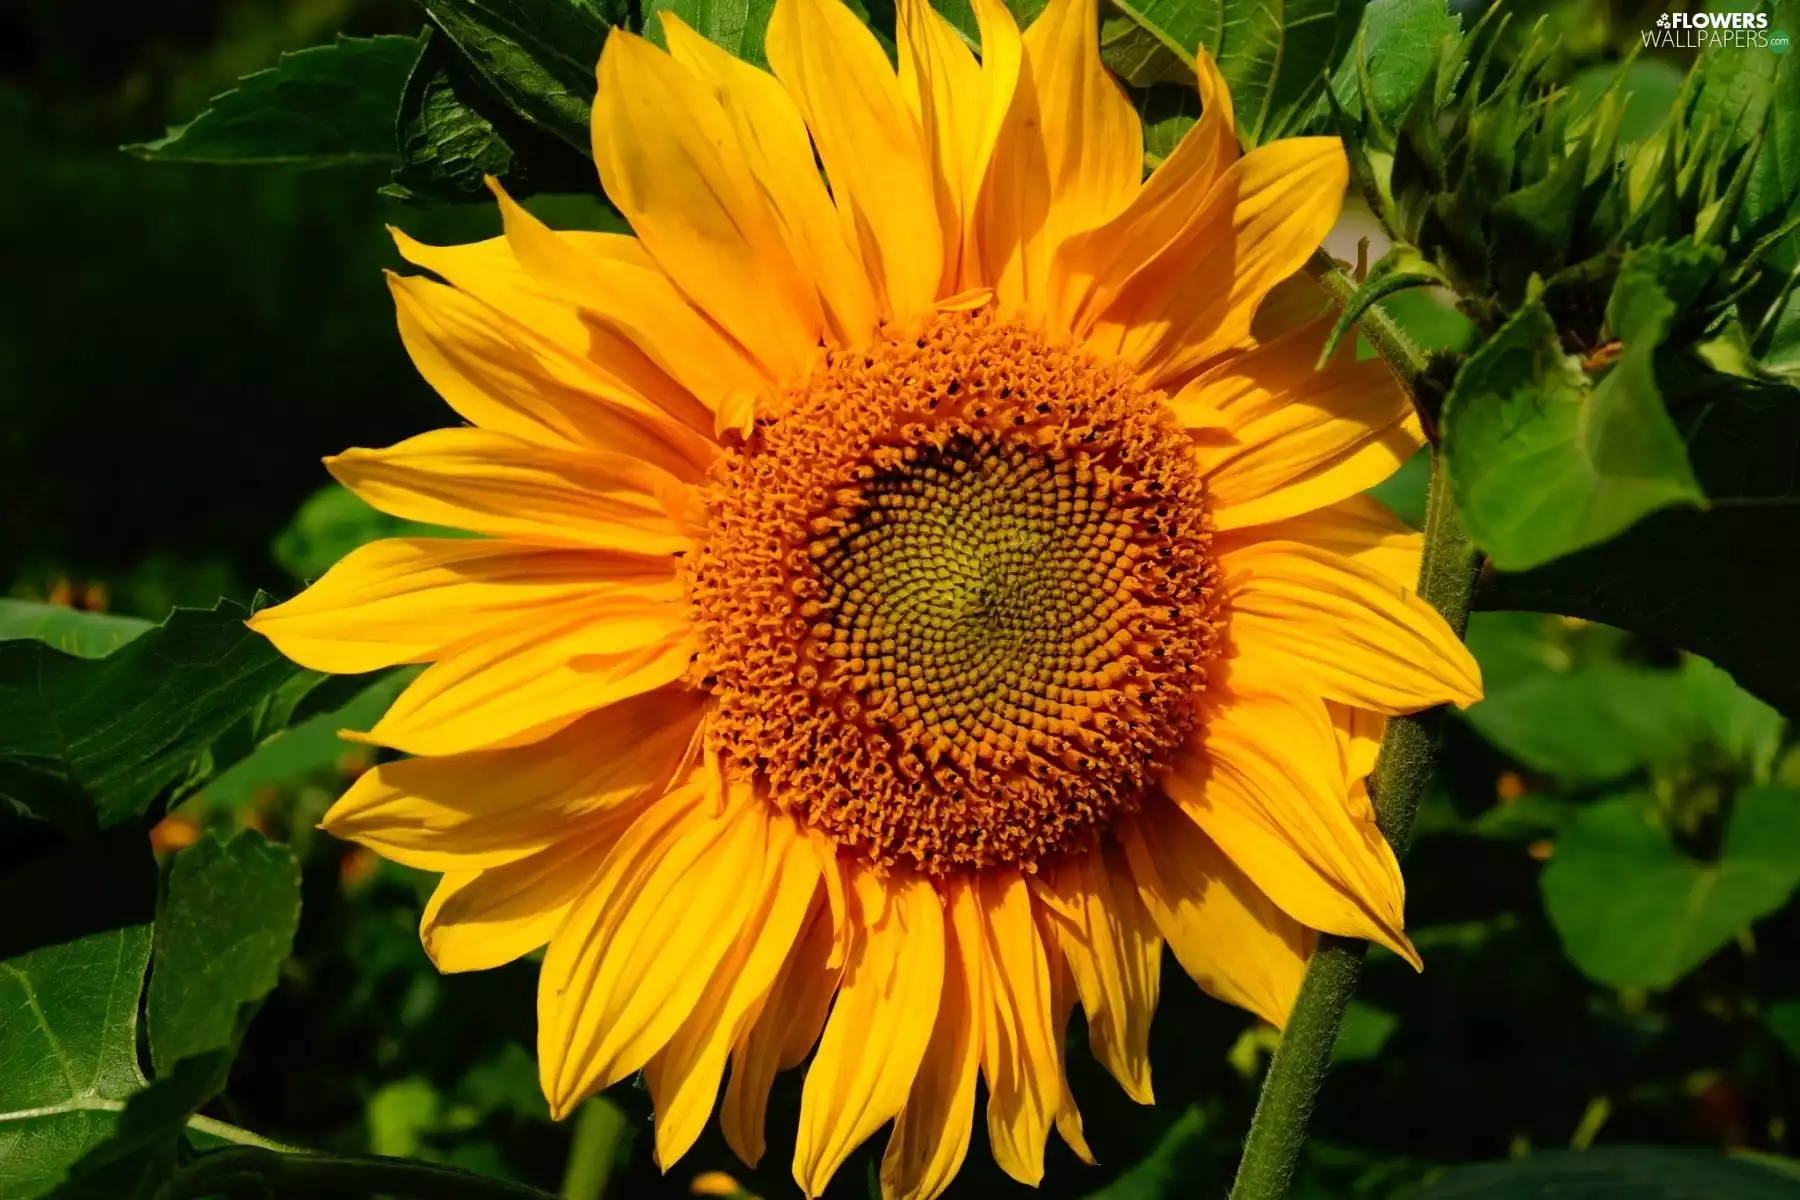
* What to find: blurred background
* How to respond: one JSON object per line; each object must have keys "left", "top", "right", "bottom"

{"left": 6, "top": 1, "right": 1798, "bottom": 1197}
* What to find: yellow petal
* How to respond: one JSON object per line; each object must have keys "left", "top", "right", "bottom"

{"left": 1032, "top": 909, "right": 1095, "bottom": 1166}
{"left": 979, "top": 0, "right": 1140, "bottom": 310}
{"left": 321, "top": 685, "right": 702, "bottom": 872}
{"left": 722, "top": 897, "right": 844, "bottom": 1169}
{"left": 879, "top": 878, "right": 983, "bottom": 1200}
{"left": 1223, "top": 539, "right": 1482, "bottom": 712}
{"left": 646, "top": 809, "right": 822, "bottom": 1169}
{"left": 766, "top": 0, "right": 944, "bottom": 318}
{"left": 1055, "top": 45, "right": 1236, "bottom": 330}
{"left": 1034, "top": 844, "right": 1160, "bottom": 1104}
{"left": 1170, "top": 320, "right": 1422, "bottom": 530}
{"left": 419, "top": 818, "right": 635, "bottom": 973}
{"left": 386, "top": 270, "right": 717, "bottom": 475}
{"left": 358, "top": 595, "right": 694, "bottom": 756}
{"left": 388, "top": 232, "right": 718, "bottom": 437}
{"left": 248, "top": 537, "right": 678, "bottom": 675}
{"left": 659, "top": 15, "right": 879, "bottom": 347}
{"left": 328, "top": 427, "right": 697, "bottom": 555}
{"left": 1163, "top": 687, "right": 1419, "bottom": 965}
{"left": 794, "top": 868, "right": 944, "bottom": 1198}
{"left": 1213, "top": 496, "right": 1423, "bottom": 590}
{"left": 539, "top": 783, "right": 769, "bottom": 1117}
{"left": 972, "top": 869, "right": 1059, "bottom": 1187}
{"left": 895, "top": 0, "right": 1020, "bottom": 291}
{"left": 1091, "top": 137, "right": 1348, "bottom": 384}
{"left": 1117, "top": 802, "right": 1315, "bottom": 1028}
{"left": 594, "top": 30, "right": 823, "bottom": 381}
{"left": 474, "top": 184, "right": 779, "bottom": 426}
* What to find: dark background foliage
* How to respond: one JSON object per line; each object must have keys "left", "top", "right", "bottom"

{"left": 4, "top": 0, "right": 1800, "bottom": 1198}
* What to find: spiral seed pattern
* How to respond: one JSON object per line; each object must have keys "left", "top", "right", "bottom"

{"left": 688, "top": 309, "right": 1221, "bottom": 874}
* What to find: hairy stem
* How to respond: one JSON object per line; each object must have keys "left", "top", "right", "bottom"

{"left": 155, "top": 1148, "right": 562, "bottom": 1200}
{"left": 1226, "top": 299, "right": 1481, "bottom": 1200}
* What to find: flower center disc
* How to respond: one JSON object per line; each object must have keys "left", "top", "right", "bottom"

{"left": 690, "top": 310, "right": 1221, "bottom": 874}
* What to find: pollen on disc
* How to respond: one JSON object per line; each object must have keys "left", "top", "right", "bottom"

{"left": 687, "top": 308, "right": 1223, "bottom": 875}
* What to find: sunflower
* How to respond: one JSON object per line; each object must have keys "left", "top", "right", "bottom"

{"left": 249, "top": 0, "right": 1481, "bottom": 1193}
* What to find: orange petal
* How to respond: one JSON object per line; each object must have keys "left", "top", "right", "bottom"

{"left": 979, "top": 0, "right": 1140, "bottom": 311}
{"left": 327, "top": 428, "right": 697, "bottom": 556}
{"left": 879, "top": 877, "right": 984, "bottom": 1200}
{"left": 766, "top": 0, "right": 944, "bottom": 318}
{"left": 1117, "top": 802, "right": 1315, "bottom": 1028}
{"left": 1222, "top": 539, "right": 1482, "bottom": 713}
{"left": 646, "top": 810, "right": 822, "bottom": 1169}
{"left": 248, "top": 538, "right": 678, "bottom": 675}
{"left": 1213, "top": 496, "right": 1422, "bottom": 589}
{"left": 1055, "top": 45, "right": 1236, "bottom": 330}
{"left": 1033, "top": 844, "right": 1161, "bottom": 1104}
{"left": 357, "top": 595, "right": 694, "bottom": 756}
{"left": 794, "top": 867, "right": 944, "bottom": 1197}
{"left": 1091, "top": 138, "right": 1348, "bottom": 384}
{"left": 320, "top": 685, "right": 702, "bottom": 872}
{"left": 538, "top": 783, "right": 769, "bottom": 1117}
{"left": 388, "top": 231, "right": 718, "bottom": 437}
{"left": 1163, "top": 688, "right": 1418, "bottom": 965}
{"left": 721, "top": 895, "right": 844, "bottom": 1170}
{"left": 661, "top": 14, "right": 879, "bottom": 347}
{"left": 972, "top": 869, "right": 1060, "bottom": 1186}
{"left": 594, "top": 30, "right": 823, "bottom": 381}
{"left": 1170, "top": 319, "right": 1422, "bottom": 530}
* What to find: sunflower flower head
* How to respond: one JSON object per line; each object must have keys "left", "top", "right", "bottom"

{"left": 248, "top": 0, "right": 1482, "bottom": 1194}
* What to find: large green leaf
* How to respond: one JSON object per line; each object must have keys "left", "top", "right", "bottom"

{"left": 126, "top": 35, "right": 423, "bottom": 166}
{"left": 1541, "top": 788, "right": 1800, "bottom": 989}
{"left": 1323, "top": 0, "right": 1459, "bottom": 129}
{"left": 0, "top": 834, "right": 155, "bottom": 1200}
{"left": 383, "top": 29, "right": 602, "bottom": 205}
{"left": 1099, "top": 0, "right": 1374, "bottom": 142}
{"left": 202, "top": 670, "right": 412, "bottom": 809}
{"left": 0, "top": 600, "right": 307, "bottom": 836}
{"left": 645, "top": 0, "right": 778, "bottom": 66}
{"left": 1414, "top": 1147, "right": 1800, "bottom": 1198}
{"left": 147, "top": 833, "right": 301, "bottom": 1074}
{"left": 1442, "top": 248, "right": 1706, "bottom": 572}
{"left": 1477, "top": 373, "right": 1800, "bottom": 722}
{"left": 0, "top": 603, "right": 149, "bottom": 660}
{"left": 1465, "top": 652, "right": 1782, "bottom": 783}
{"left": 421, "top": 0, "right": 619, "bottom": 153}
{"left": 2, "top": 834, "right": 303, "bottom": 1200}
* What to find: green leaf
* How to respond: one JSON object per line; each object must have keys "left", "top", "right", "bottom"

{"left": 1413, "top": 1147, "right": 1800, "bottom": 1198}
{"left": 0, "top": 600, "right": 307, "bottom": 836}
{"left": 645, "top": 0, "right": 778, "bottom": 66}
{"left": 1324, "top": 0, "right": 1460, "bottom": 130}
{"left": 422, "top": 0, "right": 618, "bottom": 153}
{"left": 383, "top": 29, "right": 602, "bottom": 206}
{"left": 0, "top": 603, "right": 150, "bottom": 660}
{"left": 126, "top": 35, "right": 423, "bottom": 166}
{"left": 147, "top": 833, "right": 301, "bottom": 1074}
{"left": 1466, "top": 662, "right": 1718, "bottom": 783}
{"left": 201, "top": 671, "right": 412, "bottom": 808}
{"left": 1541, "top": 788, "right": 1800, "bottom": 989}
{"left": 1101, "top": 0, "right": 1371, "bottom": 142}
{"left": 1316, "top": 244, "right": 1448, "bottom": 365}
{"left": 45, "top": 834, "right": 301, "bottom": 1200}
{"left": 1443, "top": 250, "right": 1706, "bottom": 571}
{"left": 0, "top": 833, "right": 155, "bottom": 1200}
{"left": 1477, "top": 372, "right": 1800, "bottom": 722}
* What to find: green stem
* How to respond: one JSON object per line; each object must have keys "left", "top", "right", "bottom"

{"left": 1226, "top": 293, "right": 1482, "bottom": 1200}
{"left": 156, "top": 1147, "right": 562, "bottom": 1200}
